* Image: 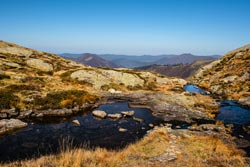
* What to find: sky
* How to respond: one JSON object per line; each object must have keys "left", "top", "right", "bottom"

{"left": 0, "top": 0, "right": 250, "bottom": 55}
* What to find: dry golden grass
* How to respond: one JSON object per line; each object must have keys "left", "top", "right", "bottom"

{"left": 174, "top": 135, "right": 246, "bottom": 167}
{"left": 2, "top": 128, "right": 248, "bottom": 167}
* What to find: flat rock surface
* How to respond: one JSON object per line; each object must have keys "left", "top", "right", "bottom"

{"left": 0, "top": 119, "right": 28, "bottom": 135}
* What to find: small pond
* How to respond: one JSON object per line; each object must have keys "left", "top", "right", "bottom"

{"left": 184, "top": 84, "right": 205, "bottom": 93}
{"left": 184, "top": 84, "right": 250, "bottom": 126}
{"left": 0, "top": 101, "right": 160, "bottom": 162}
{"left": 185, "top": 84, "right": 250, "bottom": 155}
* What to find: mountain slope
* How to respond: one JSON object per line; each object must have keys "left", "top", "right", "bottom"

{"left": 191, "top": 44, "right": 250, "bottom": 106}
{"left": 0, "top": 40, "right": 218, "bottom": 121}
{"left": 137, "top": 59, "right": 214, "bottom": 79}
{"left": 74, "top": 53, "right": 121, "bottom": 68}
{"left": 154, "top": 53, "right": 216, "bottom": 65}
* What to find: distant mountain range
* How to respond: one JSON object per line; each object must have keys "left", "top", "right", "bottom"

{"left": 137, "top": 59, "right": 214, "bottom": 79}
{"left": 62, "top": 53, "right": 122, "bottom": 68}
{"left": 60, "top": 53, "right": 220, "bottom": 68}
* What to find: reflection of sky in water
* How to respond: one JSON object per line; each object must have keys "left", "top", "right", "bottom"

{"left": 184, "top": 85, "right": 250, "bottom": 125}
{"left": 216, "top": 100, "right": 250, "bottom": 125}
{"left": 184, "top": 84, "right": 204, "bottom": 93}
{"left": 0, "top": 101, "right": 156, "bottom": 162}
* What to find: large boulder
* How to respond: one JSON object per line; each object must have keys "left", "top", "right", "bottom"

{"left": 70, "top": 69, "right": 144, "bottom": 88}
{"left": 0, "top": 119, "right": 28, "bottom": 135}
{"left": 26, "top": 58, "right": 53, "bottom": 72}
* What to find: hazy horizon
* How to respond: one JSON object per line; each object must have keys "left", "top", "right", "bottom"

{"left": 1, "top": 0, "right": 250, "bottom": 55}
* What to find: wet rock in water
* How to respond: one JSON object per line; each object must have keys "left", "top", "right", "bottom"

{"left": 149, "top": 123, "right": 154, "bottom": 128}
{"left": 36, "top": 113, "right": 44, "bottom": 118}
{"left": 121, "top": 110, "right": 135, "bottom": 117}
{"left": 0, "top": 119, "right": 28, "bottom": 135}
{"left": 107, "top": 113, "right": 122, "bottom": 119}
{"left": 92, "top": 110, "right": 107, "bottom": 119}
{"left": 72, "top": 119, "right": 80, "bottom": 126}
{"left": 133, "top": 117, "right": 143, "bottom": 123}
{"left": 118, "top": 128, "right": 127, "bottom": 132}
{"left": 42, "top": 108, "right": 73, "bottom": 116}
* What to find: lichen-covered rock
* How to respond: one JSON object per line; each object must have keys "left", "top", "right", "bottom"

{"left": 0, "top": 41, "right": 33, "bottom": 57}
{"left": 3, "top": 62, "right": 21, "bottom": 68}
{"left": 0, "top": 119, "right": 27, "bottom": 135}
{"left": 26, "top": 58, "right": 53, "bottom": 72}
{"left": 70, "top": 69, "right": 144, "bottom": 88}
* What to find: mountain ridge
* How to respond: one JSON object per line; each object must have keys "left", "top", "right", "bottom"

{"left": 191, "top": 44, "right": 250, "bottom": 106}
{"left": 66, "top": 53, "right": 121, "bottom": 68}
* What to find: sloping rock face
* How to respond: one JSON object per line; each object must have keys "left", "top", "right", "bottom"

{"left": 26, "top": 59, "right": 53, "bottom": 72}
{"left": 70, "top": 69, "right": 144, "bottom": 88}
{"left": 191, "top": 44, "right": 250, "bottom": 106}
{"left": 70, "top": 68, "right": 186, "bottom": 89}
{"left": 105, "top": 92, "right": 218, "bottom": 124}
{"left": 0, "top": 119, "right": 27, "bottom": 134}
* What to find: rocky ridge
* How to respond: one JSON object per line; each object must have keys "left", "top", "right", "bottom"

{"left": 191, "top": 44, "right": 250, "bottom": 106}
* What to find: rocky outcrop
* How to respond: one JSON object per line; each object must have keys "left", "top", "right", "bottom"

{"left": 191, "top": 44, "right": 250, "bottom": 106}
{"left": 238, "top": 97, "right": 250, "bottom": 106}
{"left": 104, "top": 92, "right": 218, "bottom": 124}
{"left": 0, "top": 119, "right": 28, "bottom": 135}
{"left": 70, "top": 69, "right": 144, "bottom": 89}
{"left": 26, "top": 58, "right": 53, "bottom": 72}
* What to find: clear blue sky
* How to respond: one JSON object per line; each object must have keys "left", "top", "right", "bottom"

{"left": 0, "top": 0, "right": 250, "bottom": 55}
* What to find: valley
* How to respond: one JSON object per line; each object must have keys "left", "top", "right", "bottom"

{"left": 0, "top": 41, "right": 250, "bottom": 166}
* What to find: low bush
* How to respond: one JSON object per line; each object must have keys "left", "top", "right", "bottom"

{"left": 0, "top": 74, "right": 10, "bottom": 80}
{"left": 6, "top": 84, "right": 40, "bottom": 92}
{"left": 0, "top": 89, "right": 19, "bottom": 110}
{"left": 33, "top": 90, "right": 99, "bottom": 109}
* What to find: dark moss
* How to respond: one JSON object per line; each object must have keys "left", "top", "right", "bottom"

{"left": 0, "top": 74, "right": 10, "bottom": 80}
{"left": 0, "top": 89, "right": 19, "bottom": 110}
{"left": 37, "top": 71, "right": 54, "bottom": 76}
{"left": 33, "top": 90, "right": 98, "bottom": 109}
{"left": 6, "top": 84, "right": 41, "bottom": 92}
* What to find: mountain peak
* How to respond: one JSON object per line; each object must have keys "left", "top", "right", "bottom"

{"left": 75, "top": 53, "right": 122, "bottom": 68}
